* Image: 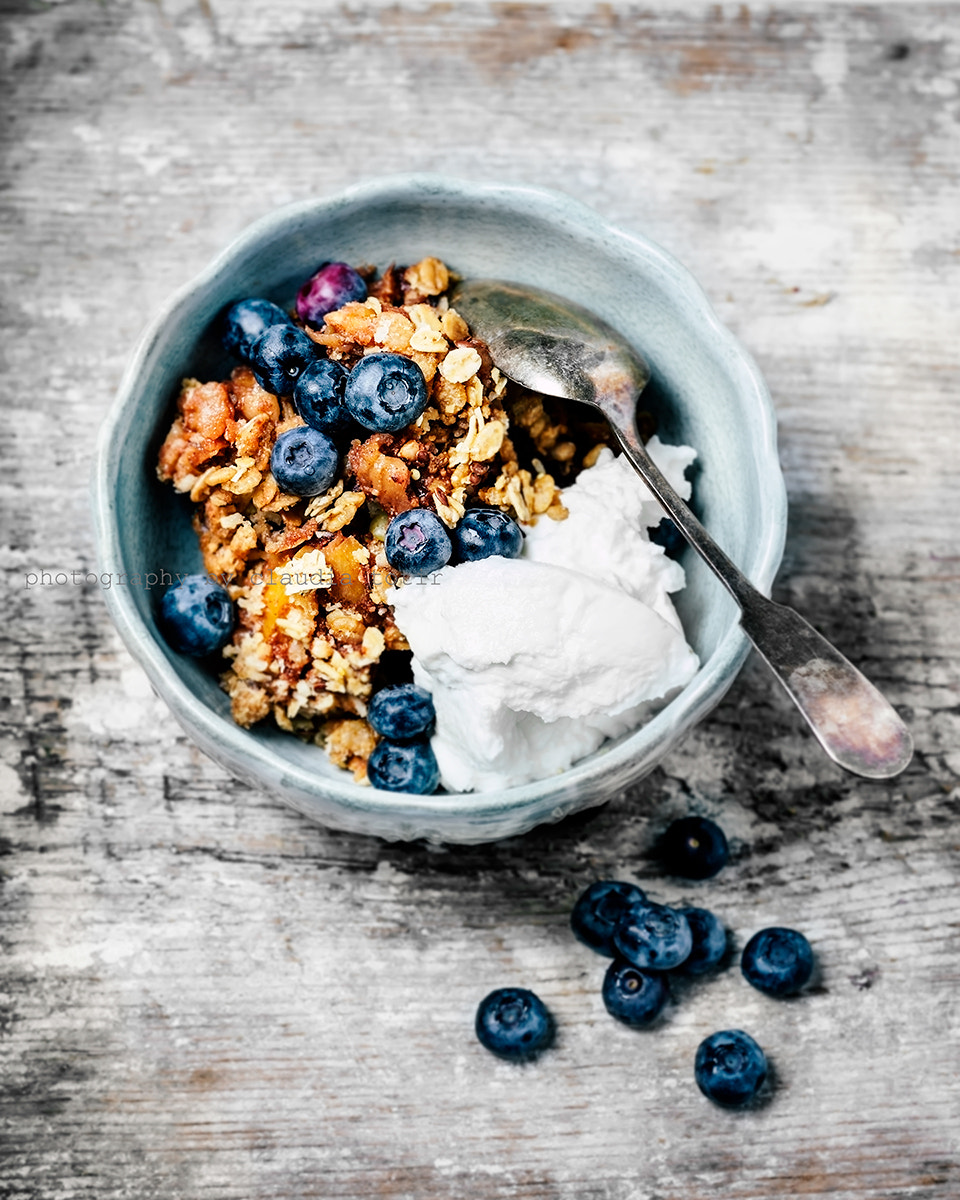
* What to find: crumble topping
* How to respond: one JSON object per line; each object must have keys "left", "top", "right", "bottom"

{"left": 157, "top": 257, "right": 620, "bottom": 782}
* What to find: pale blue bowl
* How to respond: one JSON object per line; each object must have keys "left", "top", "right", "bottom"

{"left": 92, "top": 175, "right": 786, "bottom": 844}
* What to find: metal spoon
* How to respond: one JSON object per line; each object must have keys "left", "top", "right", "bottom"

{"left": 450, "top": 278, "right": 913, "bottom": 780}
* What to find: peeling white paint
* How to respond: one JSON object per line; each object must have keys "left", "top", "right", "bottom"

{"left": 0, "top": 762, "right": 27, "bottom": 813}
{"left": 811, "top": 38, "right": 849, "bottom": 95}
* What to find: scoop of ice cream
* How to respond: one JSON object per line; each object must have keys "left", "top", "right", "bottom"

{"left": 522, "top": 438, "right": 695, "bottom": 631}
{"left": 387, "top": 438, "right": 700, "bottom": 792}
{"left": 391, "top": 558, "right": 697, "bottom": 791}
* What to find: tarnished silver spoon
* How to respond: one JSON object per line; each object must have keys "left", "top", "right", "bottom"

{"left": 451, "top": 278, "right": 913, "bottom": 780}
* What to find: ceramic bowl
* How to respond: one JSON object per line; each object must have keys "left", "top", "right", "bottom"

{"left": 92, "top": 175, "right": 786, "bottom": 844}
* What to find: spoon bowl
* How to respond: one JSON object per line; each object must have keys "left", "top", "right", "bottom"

{"left": 452, "top": 278, "right": 651, "bottom": 406}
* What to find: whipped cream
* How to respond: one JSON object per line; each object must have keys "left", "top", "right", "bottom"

{"left": 387, "top": 438, "right": 700, "bottom": 792}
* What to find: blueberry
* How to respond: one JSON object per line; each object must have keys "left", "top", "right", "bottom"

{"left": 296, "top": 261, "right": 368, "bottom": 326}
{"left": 453, "top": 507, "right": 524, "bottom": 562}
{"left": 159, "top": 574, "right": 234, "bottom": 657}
{"left": 384, "top": 509, "right": 452, "bottom": 577}
{"left": 660, "top": 816, "right": 729, "bottom": 880}
{"left": 344, "top": 353, "right": 428, "bottom": 432}
{"left": 221, "top": 298, "right": 294, "bottom": 363}
{"left": 475, "top": 987, "right": 554, "bottom": 1062}
{"left": 741, "top": 927, "right": 814, "bottom": 997}
{"left": 366, "top": 738, "right": 440, "bottom": 794}
{"left": 677, "top": 906, "right": 728, "bottom": 975}
{"left": 250, "top": 324, "right": 320, "bottom": 396}
{"left": 602, "top": 960, "right": 669, "bottom": 1027}
{"left": 695, "top": 1029, "right": 768, "bottom": 1108}
{"left": 614, "top": 901, "right": 693, "bottom": 971}
{"left": 649, "top": 517, "right": 686, "bottom": 559}
{"left": 368, "top": 683, "right": 435, "bottom": 742}
{"left": 270, "top": 427, "right": 339, "bottom": 497}
{"left": 293, "top": 358, "right": 354, "bottom": 440}
{"left": 570, "top": 881, "right": 647, "bottom": 957}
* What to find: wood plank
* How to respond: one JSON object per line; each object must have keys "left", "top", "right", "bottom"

{"left": 1, "top": 2, "right": 958, "bottom": 1196}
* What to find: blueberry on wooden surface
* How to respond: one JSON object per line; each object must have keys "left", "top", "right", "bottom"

{"left": 570, "top": 881, "right": 647, "bottom": 957}
{"left": 384, "top": 509, "right": 452, "bottom": 576}
{"left": 367, "top": 683, "right": 435, "bottom": 742}
{"left": 695, "top": 1029, "right": 768, "bottom": 1108}
{"left": 475, "top": 988, "right": 554, "bottom": 1061}
{"left": 614, "top": 901, "right": 693, "bottom": 971}
{"left": 159, "top": 575, "right": 234, "bottom": 657}
{"left": 344, "top": 353, "right": 428, "bottom": 432}
{"left": 660, "top": 816, "right": 729, "bottom": 879}
{"left": 741, "top": 927, "right": 814, "bottom": 997}
{"left": 270, "top": 427, "right": 339, "bottom": 497}
{"left": 366, "top": 738, "right": 440, "bottom": 795}
{"left": 602, "top": 960, "right": 669, "bottom": 1027}
{"left": 677, "top": 906, "right": 728, "bottom": 975}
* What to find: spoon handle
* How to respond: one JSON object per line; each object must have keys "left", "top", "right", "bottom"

{"left": 613, "top": 429, "right": 913, "bottom": 779}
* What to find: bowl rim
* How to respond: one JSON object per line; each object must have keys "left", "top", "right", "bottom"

{"left": 91, "top": 173, "right": 786, "bottom": 833}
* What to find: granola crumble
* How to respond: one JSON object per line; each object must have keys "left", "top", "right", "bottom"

{"left": 157, "top": 257, "right": 624, "bottom": 784}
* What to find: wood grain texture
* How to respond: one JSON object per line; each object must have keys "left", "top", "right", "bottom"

{"left": 1, "top": 2, "right": 959, "bottom": 1197}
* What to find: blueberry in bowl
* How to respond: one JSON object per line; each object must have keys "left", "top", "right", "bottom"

{"left": 221, "top": 298, "right": 295, "bottom": 362}
{"left": 367, "top": 683, "right": 436, "bottom": 742}
{"left": 250, "top": 323, "right": 320, "bottom": 396}
{"left": 159, "top": 575, "right": 234, "bottom": 658}
{"left": 452, "top": 507, "right": 524, "bottom": 562}
{"left": 344, "top": 352, "right": 428, "bottom": 431}
{"left": 293, "top": 359, "right": 354, "bottom": 441}
{"left": 270, "top": 427, "right": 339, "bottom": 497}
{"left": 649, "top": 516, "right": 686, "bottom": 559}
{"left": 384, "top": 510, "right": 452, "bottom": 577}
{"left": 296, "top": 261, "right": 368, "bottom": 326}
{"left": 366, "top": 737, "right": 440, "bottom": 795}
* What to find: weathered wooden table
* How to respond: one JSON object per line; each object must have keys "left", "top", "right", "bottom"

{"left": 2, "top": 3, "right": 959, "bottom": 1196}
